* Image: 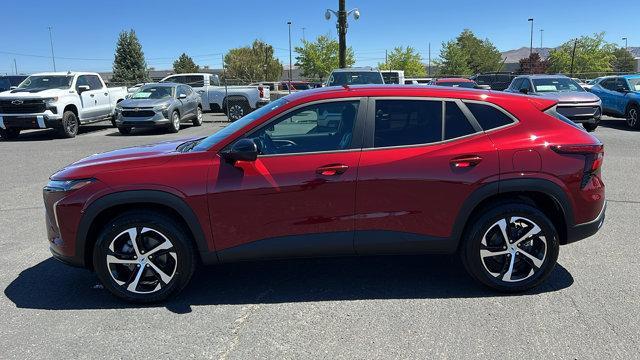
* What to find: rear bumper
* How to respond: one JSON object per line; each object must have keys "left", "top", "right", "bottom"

{"left": 557, "top": 105, "right": 602, "bottom": 123}
{"left": 566, "top": 201, "right": 606, "bottom": 244}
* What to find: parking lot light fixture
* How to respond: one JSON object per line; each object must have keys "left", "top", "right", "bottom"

{"left": 528, "top": 18, "right": 534, "bottom": 57}
{"left": 325, "top": 1, "right": 360, "bottom": 68}
{"left": 622, "top": 37, "right": 628, "bottom": 49}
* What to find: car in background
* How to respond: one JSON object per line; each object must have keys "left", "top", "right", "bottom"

{"left": 0, "top": 72, "right": 127, "bottom": 139}
{"left": 582, "top": 77, "right": 603, "bottom": 91}
{"left": 44, "top": 85, "right": 605, "bottom": 302}
{"left": 327, "top": 67, "right": 384, "bottom": 86}
{"left": 471, "top": 73, "right": 517, "bottom": 91}
{"left": 127, "top": 83, "right": 147, "bottom": 94}
{"left": 404, "top": 78, "right": 433, "bottom": 85}
{"left": 161, "top": 73, "right": 270, "bottom": 121}
{"left": 0, "top": 75, "right": 28, "bottom": 92}
{"left": 589, "top": 75, "right": 640, "bottom": 128}
{"left": 114, "top": 83, "right": 202, "bottom": 135}
{"left": 431, "top": 78, "right": 487, "bottom": 89}
{"left": 381, "top": 70, "right": 405, "bottom": 85}
{"left": 280, "top": 81, "right": 313, "bottom": 91}
{"left": 505, "top": 75, "right": 602, "bottom": 131}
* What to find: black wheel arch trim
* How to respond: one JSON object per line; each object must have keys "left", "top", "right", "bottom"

{"left": 75, "top": 190, "right": 215, "bottom": 268}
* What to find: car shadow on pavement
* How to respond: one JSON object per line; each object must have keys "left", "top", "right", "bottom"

{"left": 105, "top": 125, "right": 196, "bottom": 137}
{"left": 4, "top": 255, "right": 574, "bottom": 314}
{"left": 598, "top": 117, "right": 634, "bottom": 131}
{"left": 3, "top": 122, "right": 115, "bottom": 141}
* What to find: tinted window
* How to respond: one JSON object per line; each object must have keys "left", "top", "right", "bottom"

{"left": 76, "top": 75, "right": 89, "bottom": 89}
{"left": 465, "top": 102, "right": 514, "bottom": 130}
{"left": 245, "top": 101, "right": 359, "bottom": 155}
{"left": 209, "top": 75, "right": 220, "bottom": 86}
{"left": 328, "top": 71, "right": 384, "bottom": 86}
{"left": 87, "top": 75, "right": 103, "bottom": 90}
{"left": 600, "top": 78, "right": 615, "bottom": 90}
{"left": 436, "top": 81, "right": 476, "bottom": 88}
{"left": 615, "top": 78, "right": 630, "bottom": 91}
{"left": 520, "top": 79, "right": 533, "bottom": 92}
{"left": 184, "top": 75, "right": 204, "bottom": 87}
{"left": 510, "top": 78, "right": 523, "bottom": 90}
{"left": 445, "top": 102, "right": 476, "bottom": 139}
{"left": 374, "top": 100, "right": 442, "bottom": 147}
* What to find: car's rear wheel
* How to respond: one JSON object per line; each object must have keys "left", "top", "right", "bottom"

{"left": 583, "top": 121, "right": 598, "bottom": 132}
{"left": 627, "top": 104, "right": 639, "bottom": 129}
{"left": 460, "top": 203, "right": 559, "bottom": 292}
{"left": 0, "top": 128, "right": 20, "bottom": 140}
{"left": 192, "top": 106, "right": 203, "bottom": 126}
{"left": 118, "top": 126, "right": 132, "bottom": 135}
{"left": 169, "top": 110, "right": 180, "bottom": 133}
{"left": 93, "top": 210, "right": 195, "bottom": 303}
{"left": 57, "top": 110, "right": 79, "bottom": 138}
{"left": 226, "top": 99, "right": 250, "bottom": 121}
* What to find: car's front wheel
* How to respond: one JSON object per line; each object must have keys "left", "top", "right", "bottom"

{"left": 169, "top": 110, "right": 180, "bottom": 133}
{"left": 460, "top": 203, "right": 559, "bottom": 292}
{"left": 57, "top": 110, "right": 79, "bottom": 138}
{"left": 627, "top": 104, "right": 639, "bottom": 129}
{"left": 93, "top": 210, "right": 195, "bottom": 303}
{"left": 0, "top": 128, "right": 20, "bottom": 140}
{"left": 583, "top": 121, "right": 598, "bottom": 132}
{"left": 193, "top": 106, "right": 203, "bottom": 126}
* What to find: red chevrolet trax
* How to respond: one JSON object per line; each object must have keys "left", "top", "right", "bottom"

{"left": 43, "top": 85, "right": 606, "bottom": 302}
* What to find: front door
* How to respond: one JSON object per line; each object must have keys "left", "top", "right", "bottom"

{"left": 76, "top": 75, "right": 100, "bottom": 120}
{"left": 208, "top": 98, "right": 366, "bottom": 261}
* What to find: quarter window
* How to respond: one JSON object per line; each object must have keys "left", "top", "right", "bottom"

{"left": 373, "top": 100, "right": 442, "bottom": 147}
{"left": 245, "top": 100, "right": 360, "bottom": 155}
{"left": 465, "top": 102, "right": 514, "bottom": 130}
{"left": 445, "top": 102, "right": 476, "bottom": 139}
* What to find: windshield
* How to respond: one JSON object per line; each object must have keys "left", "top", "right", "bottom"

{"left": 532, "top": 78, "right": 584, "bottom": 93}
{"left": 628, "top": 78, "right": 640, "bottom": 92}
{"left": 132, "top": 85, "right": 174, "bottom": 99}
{"left": 17, "top": 75, "right": 73, "bottom": 90}
{"left": 436, "top": 81, "right": 477, "bottom": 88}
{"left": 192, "top": 98, "right": 289, "bottom": 151}
{"left": 328, "top": 71, "right": 384, "bottom": 86}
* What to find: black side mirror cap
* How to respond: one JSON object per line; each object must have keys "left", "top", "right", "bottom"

{"left": 224, "top": 138, "right": 258, "bottom": 162}
{"left": 519, "top": 88, "right": 529, "bottom": 94}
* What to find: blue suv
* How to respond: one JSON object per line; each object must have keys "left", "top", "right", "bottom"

{"left": 590, "top": 75, "right": 640, "bottom": 128}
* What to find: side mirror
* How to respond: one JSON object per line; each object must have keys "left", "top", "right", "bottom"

{"left": 9, "top": 86, "right": 17, "bottom": 90}
{"left": 224, "top": 138, "right": 258, "bottom": 162}
{"left": 77, "top": 85, "right": 90, "bottom": 93}
{"left": 519, "top": 88, "right": 529, "bottom": 94}
{"left": 178, "top": 93, "right": 187, "bottom": 99}
{"left": 616, "top": 88, "right": 629, "bottom": 93}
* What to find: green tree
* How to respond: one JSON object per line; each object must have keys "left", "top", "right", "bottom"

{"left": 224, "top": 40, "right": 282, "bottom": 83}
{"left": 173, "top": 53, "right": 200, "bottom": 73}
{"left": 111, "top": 30, "right": 149, "bottom": 84}
{"left": 295, "top": 34, "right": 355, "bottom": 81}
{"left": 378, "top": 46, "right": 425, "bottom": 77}
{"left": 611, "top": 47, "right": 636, "bottom": 73}
{"left": 437, "top": 29, "right": 502, "bottom": 76}
{"left": 517, "top": 52, "right": 549, "bottom": 74}
{"left": 547, "top": 33, "right": 615, "bottom": 75}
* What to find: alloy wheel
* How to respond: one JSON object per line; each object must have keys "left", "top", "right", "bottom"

{"left": 106, "top": 227, "right": 178, "bottom": 294}
{"left": 479, "top": 216, "right": 547, "bottom": 283}
{"left": 172, "top": 112, "right": 180, "bottom": 131}
{"left": 65, "top": 116, "right": 78, "bottom": 135}
{"left": 228, "top": 104, "right": 244, "bottom": 120}
{"left": 197, "top": 107, "right": 203, "bottom": 121}
{"left": 629, "top": 108, "right": 638, "bottom": 128}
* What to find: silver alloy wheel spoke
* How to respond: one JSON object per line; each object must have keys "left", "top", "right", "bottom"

{"left": 502, "top": 252, "right": 517, "bottom": 281}
{"left": 106, "top": 254, "right": 137, "bottom": 265}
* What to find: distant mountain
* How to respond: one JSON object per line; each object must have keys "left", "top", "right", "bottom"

{"left": 500, "top": 46, "right": 640, "bottom": 63}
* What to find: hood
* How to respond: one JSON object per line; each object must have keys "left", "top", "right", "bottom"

{"left": 0, "top": 88, "right": 63, "bottom": 99}
{"left": 51, "top": 138, "right": 195, "bottom": 180}
{"left": 119, "top": 98, "right": 172, "bottom": 108}
{"left": 537, "top": 91, "right": 600, "bottom": 103}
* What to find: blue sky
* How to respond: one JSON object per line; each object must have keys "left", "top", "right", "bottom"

{"left": 1, "top": 0, "right": 636, "bottom": 75}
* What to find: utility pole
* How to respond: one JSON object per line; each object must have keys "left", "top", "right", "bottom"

{"left": 287, "top": 21, "right": 292, "bottom": 94}
{"left": 528, "top": 18, "right": 534, "bottom": 57}
{"left": 540, "top": 29, "right": 544, "bottom": 49}
{"left": 222, "top": 53, "right": 228, "bottom": 121}
{"left": 569, "top": 39, "right": 578, "bottom": 77}
{"left": 14, "top": 59, "right": 18, "bottom": 75}
{"left": 385, "top": 50, "right": 388, "bottom": 70}
{"left": 48, "top": 26, "right": 57, "bottom": 71}
{"left": 302, "top": 27, "right": 306, "bottom": 42}
{"left": 622, "top": 37, "right": 628, "bottom": 50}
{"left": 325, "top": 1, "right": 360, "bottom": 69}
{"left": 428, "top": 42, "right": 431, "bottom": 76}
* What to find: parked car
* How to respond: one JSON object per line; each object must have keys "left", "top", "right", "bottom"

{"left": 505, "top": 75, "right": 602, "bottom": 131}
{"left": 0, "top": 75, "right": 28, "bottom": 92}
{"left": 582, "top": 77, "right": 603, "bottom": 91}
{"left": 44, "top": 85, "right": 605, "bottom": 302}
{"left": 471, "top": 73, "right": 517, "bottom": 91}
{"left": 431, "top": 78, "right": 485, "bottom": 89}
{"left": 0, "top": 72, "right": 127, "bottom": 139}
{"left": 114, "top": 83, "right": 202, "bottom": 135}
{"left": 160, "top": 73, "right": 270, "bottom": 121}
{"left": 327, "top": 67, "right": 384, "bottom": 86}
{"left": 404, "top": 77, "right": 433, "bottom": 85}
{"left": 127, "top": 83, "right": 147, "bottom": 94}
{"left": 589, "top": 75, "right": 640, "bottom": 128}
{"left": 381, "top": 70, "right": 405, "bottom": 85}
{"left": 279, "top": 81, "right": 313, "bottom": 91}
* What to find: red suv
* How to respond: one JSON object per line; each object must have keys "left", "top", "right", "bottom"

{"left": 44, "top": 85, "right": 605, "bottom": 302}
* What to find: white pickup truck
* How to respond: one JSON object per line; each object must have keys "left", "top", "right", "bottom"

{"left": 0, "top": 72, "right": 127, "bottom": 139}
{"left": 160, "top": 73, "right": 270, "bottom": 121}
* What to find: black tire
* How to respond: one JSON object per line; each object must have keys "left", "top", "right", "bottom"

{"left": 111, "top": 115, "right": 117, "bottom": 128}
{"left": 118, "top": 127, "right": 132, "bottom": 135}
{"left": 226, "top": 98, "right": 250, "bottom": 121}
{"left": 626, "top": 104, "right": 639, "bottom": 129}
{"left": 192, "top": 106, "right": 203, "bottom": 126}
{"left": 583, "top": 121, "right": 598, "bottom": 132}
{"left": 460, "top": 202, "right": 559, "bottom": 293}
{"left": 92, "top": 210, "right": 195, "bottom": 303}
{"left": 0, "top": 128, "right": 20, "bottom": 140}
{"left": 57, "top": 110, "right": 79, "bottom": 138}
{"left": 168, "top": 110, "right": 180, "bottom": 133}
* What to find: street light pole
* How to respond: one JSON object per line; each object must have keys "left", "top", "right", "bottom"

{"left": 622, "top": 37, "right": 628, "bottom": 50}
{"left": 528, "top": 18, "right": 534, "bottom": 57}
{"left": 325, "top": 1, "right": 360, "bottom": 69}
{"left": 540, "top": 29, "right": 544, "bottom": 49}
{"left": 48, "top": 26, "right": 57, "bottom": 71}
{"left": 302, "top": 27, "right": 306, "bottom": 42}
{"left": 287, "top": 21, "right": 292, "bottom": 94}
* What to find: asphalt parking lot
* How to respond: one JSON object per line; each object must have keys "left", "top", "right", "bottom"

{"left": 1, "top": 113, "right": 639, "bottom": 359}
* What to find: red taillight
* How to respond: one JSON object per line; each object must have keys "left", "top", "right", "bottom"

{"left": 551, "top": 144, "right": 604, "bottom": 187}
{"left": 550, "top": 144, "right": 603, "bottom": 155}
{"left": 258, "top": 86, "right": 264, "bottom": 98}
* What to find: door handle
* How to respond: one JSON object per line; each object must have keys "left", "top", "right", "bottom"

{"left": 316, "top": 164, "right": 349, "bottom": 176}
{"left": 90, "top": 94, "right": 95, "bottom": 97}
{"left": 104, "top": 92, "right": 108, "bottom": 96}
{"left": 450, "top": 155, "right": 482, "bottom": 168}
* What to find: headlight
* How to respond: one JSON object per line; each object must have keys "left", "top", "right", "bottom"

{"left": 43, "top": 97, "right": 58, "bottom": 104}
{"left": 44, "top": 178, "right": 95, "bottom": 192}
{"left": 154, "top": 103, "right": 170, "bottom": 111}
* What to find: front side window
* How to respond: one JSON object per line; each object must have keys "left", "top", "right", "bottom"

{"left": 87, "top": 75, "right": 103, "bottom": 90}
{"left": 374, "top": 100, "right": 442, "bottom": 148}
{"left": 520, "top": 79, "right": 533, "bottom": 92}
{"left": 243, "top": 100, "right": 360, "bottom": 155}
{"left": 465, "top": 102, "right": 514, "bottom": 131}
{"left": 510, "top": 78, "right": 523, "bottom": 91}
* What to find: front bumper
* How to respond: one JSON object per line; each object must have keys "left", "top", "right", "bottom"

{"left": 566, "top": 201, "right": 606, "bottom": 244}
{"left": 0, "top": 111, "right": 62, "bottom": 130}
{"left": 115, "top": 110, "right": 170, "bottom": 128}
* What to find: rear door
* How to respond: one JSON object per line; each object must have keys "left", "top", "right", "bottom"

{"left": 354, "top": 97, "right": 499, "bottom": 254}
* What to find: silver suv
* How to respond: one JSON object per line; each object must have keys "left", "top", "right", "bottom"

{"left": 327, "top": 67, "right": 385, "bottom": 87}
{"left": 505, "top": 74, "right": 602, "bottom": 132}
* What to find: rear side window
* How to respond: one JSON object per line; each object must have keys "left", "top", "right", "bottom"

{"left": 465, "top": 102, "right": 514, "bottom": 130}
{"left": 445, "top": 102, "right": 476, "bottom": 139}
{"left": 374, "top": 100, "right": 442, "bottom": 147}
